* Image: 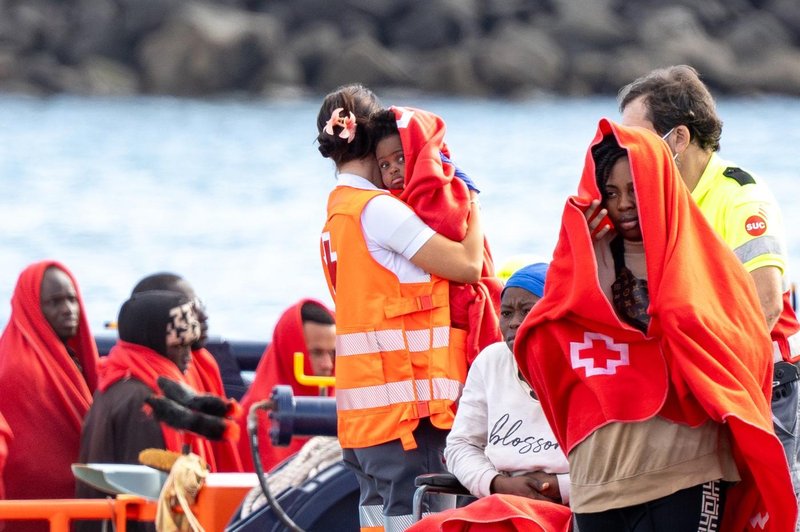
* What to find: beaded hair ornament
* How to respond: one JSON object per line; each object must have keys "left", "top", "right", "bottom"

{"left": 323, "top": 107, "right": 357, "bottom": 143}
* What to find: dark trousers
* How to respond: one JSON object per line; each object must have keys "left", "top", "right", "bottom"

{"left": 574, "top": 480, "right": 728, "bottom": 532}
{"left": 342, "top": 418, "right": 451, "bottom": 531}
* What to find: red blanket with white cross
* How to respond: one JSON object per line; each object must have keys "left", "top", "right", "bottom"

{"left": 392, "top": 106, "right": 502, "bottom": 364}
{"left": 514, "top": 119, "right": 795, "bottom": 531}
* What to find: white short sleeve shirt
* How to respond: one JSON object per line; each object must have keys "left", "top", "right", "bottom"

{"left": 336, "top": 173, "right": 435, "bottom": 283}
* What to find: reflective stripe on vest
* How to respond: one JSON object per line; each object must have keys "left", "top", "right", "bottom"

{"left": 336, "top": 326, "right": 450, "bottom": 356}
{"left": 336, "top": 377, "right": 463, "bottom": 411}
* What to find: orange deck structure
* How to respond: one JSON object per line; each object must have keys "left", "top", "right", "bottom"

{"left": 0, "top": 473, "right": 257, "bottom": 531}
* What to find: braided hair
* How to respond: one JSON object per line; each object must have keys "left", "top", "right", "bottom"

{"left": 316, "top": 84, "right": 381, "bottom": 166}
{"left": 592, "top": 135, "right": 627, "bottom": 201}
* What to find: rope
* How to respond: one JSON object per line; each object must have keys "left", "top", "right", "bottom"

{"left": 240, "top": 435, "right": 342, "bottom": 519}
{"left": 155, "top": 452, "right": 208, "bottom": 532}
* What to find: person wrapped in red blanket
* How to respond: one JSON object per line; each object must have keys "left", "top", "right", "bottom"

{"left": 515, "top": 119, "right": 795, "bottom": 531}
{"left": 0, "top": 261, "right": 99, "bottom": 532}
{"left": 370, "top": 107, "right": 503, "bottom": 364}
{"left": 131, "top": 272, "right": 243, "bottom": 472}
{"left": 77, "top": 291, "right": 225, "bottom": 479}
{"left": 236, "top": 299, "right": 336, "bottom": 472}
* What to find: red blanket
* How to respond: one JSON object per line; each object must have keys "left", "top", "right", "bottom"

{"left": 236, "top": 299, "right": 335, "bottom": 472}
{"left": 186, "top": 347, "right": 224, "bottom": 396}
{"left": 101, "top": 340, "right": 215, "bottom": 466}
{"left": 0, "top": 412, "right": 10, "bottom": 500}
{"left": 407, "top": 495, "right": 572, "bottom": 532}
{"left": 0, "top": 260, "right": 99, "bottom": 503}
{"left": 185, "top": 347, "right": 243, "bottom": 472}
{"left": 515, "top": 119, "right": 795, "bottom": 530}
{"left": 392, "top": 106, "right": 502, "bottom": 364}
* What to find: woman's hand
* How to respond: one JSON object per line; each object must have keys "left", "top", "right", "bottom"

{"left": 489, "top": 472, "right": 562, "bottom": 503}
{"left": 584, "top": 199, "right": 612, "bottom": 240}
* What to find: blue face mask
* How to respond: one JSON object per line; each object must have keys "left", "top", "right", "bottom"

{"left": 661, "top": 127, "right": 678, "bottom": 162}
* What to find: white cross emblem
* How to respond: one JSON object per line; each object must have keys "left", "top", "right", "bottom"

{"left": 395, "top": 108, "right": 415, "bottom": 129}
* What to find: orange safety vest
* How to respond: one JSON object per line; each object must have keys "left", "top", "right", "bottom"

{"left": 320, "top": 185, "right": 467, "bottom": 450}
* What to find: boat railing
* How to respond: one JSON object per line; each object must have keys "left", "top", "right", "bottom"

{"left": 0, "top": 494, "right": 156, "bottom": 532}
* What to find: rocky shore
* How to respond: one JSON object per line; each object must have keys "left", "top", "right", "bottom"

{"left": 1, "top": 0, "right": 799, "bottom": 98}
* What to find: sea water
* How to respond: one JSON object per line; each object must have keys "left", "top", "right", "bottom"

{"left": 1, "top": 94, "right": 798, "bottom": 341}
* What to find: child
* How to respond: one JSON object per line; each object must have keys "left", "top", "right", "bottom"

{"left": 369, "top": 107, "right": 503, "bottom": 364}
{"left": 372, "top": 116, "right": 405, "bottom": 191}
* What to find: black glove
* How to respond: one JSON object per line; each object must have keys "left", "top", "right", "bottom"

{"left": 156, "top": 376, "right": 239, "bottom": 418}
{"left": 146, "top": 395, "right": 238, "bottom": 441}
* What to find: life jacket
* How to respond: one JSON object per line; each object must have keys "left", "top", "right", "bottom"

{"left": 320, "top": 186, "right": 467, "bottom": 450}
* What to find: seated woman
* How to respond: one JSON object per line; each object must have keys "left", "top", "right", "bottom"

{"left": 410, "top": 263, "right": 572, "bottom": 531}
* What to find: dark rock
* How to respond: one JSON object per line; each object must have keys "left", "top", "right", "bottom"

{"left": 0, "top": 78, "right": 48, "bottom": 95}
{"left": 630, "top": 5, "right": 738, "bottom": 87}
{"left": 137, "top": 2, "right": 282, "bottom": 95}
{"left": 600, "top": 47, "right": 676, "bottom": 95}
{"left": 402, "top": 45, "right": 489, "bottom": 96}
{"left": 252, "top": 51, "right": 304, "bottom": 90}
{"left": 1, "top": 0, "right": 799, "bottom": 96}
{"left": 287, "top": 21, "right": 343, "bottom": 87}
{"left": 118, "top": 0, "right": 181, "bottom": 37}
{"left": 482, "top": 0, "right": 556, "bottom": 25}
{"left": 473, "top": 22, "right": 565, "bottom": 95}
{"left": 313, "top": 35, "right": 413, "bottom": 92}
{"left": 732, "top": 49, "right": 800, "bottom": 95}
{"left": 0, "top": 47, "right": 20, "bottom": 81}
{"left": 383, "top": 0, "right": 481, "bottom": 50}
{"left": 78, "top": 55, "right": 140, "bottom": 95}
{"left": 58, "top": 0, "right": 126, "bottom": 64}
{"left": 23, "top": 52, "right": 89, "bottom": 93}
{"left": 269, "top": 0, "right": 386, "bottom": 35}
{"left": 0, "top": 0, "right": 69, "bottom": 52}
{"left": 550, "top": 0, "right": 631, "bottom": 50}
{"left": 765, "top": 0, "right": 800, "bottom": 40}
{"left": 568, "top": 50, "right": 622, "bottom": 95}
{"left": 722, "top": 11, "right": 794, "bottom": 60}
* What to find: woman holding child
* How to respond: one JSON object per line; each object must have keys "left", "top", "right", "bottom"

{"left": 316, "top": 84, "right": 485, "bottom": 531}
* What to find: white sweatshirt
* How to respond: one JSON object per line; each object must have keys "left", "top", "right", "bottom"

{"left": 444, "top": 342, "right": 570, "bottom": 502}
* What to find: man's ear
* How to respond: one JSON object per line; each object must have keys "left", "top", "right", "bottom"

{"left": 674, "top": 125, "right": 692, "bottom": 154}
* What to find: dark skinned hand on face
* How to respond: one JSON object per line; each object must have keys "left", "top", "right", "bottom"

{"left": 489, "top": 471, "right": 562, "bottom": 504}
{"left": 583, "top": 199, "right": 613, "bottom": 241}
